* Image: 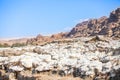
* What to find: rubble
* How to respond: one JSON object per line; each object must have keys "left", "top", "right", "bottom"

{"left": 0, "top": 36, "right": 120, "bottom": 80}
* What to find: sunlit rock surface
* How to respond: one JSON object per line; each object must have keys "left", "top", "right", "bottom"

{"left": 0, "top": 36, "right": 120, "bottom": 80}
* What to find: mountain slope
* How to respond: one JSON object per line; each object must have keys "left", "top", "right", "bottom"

{"left": 67, "top": 8, "right": 120, "bottom": 38}
{"left": 27, "top": 8, "right": 120, "bottom": 45}
{"left": 0, "top": 8, "right": 120, "bottom": 46}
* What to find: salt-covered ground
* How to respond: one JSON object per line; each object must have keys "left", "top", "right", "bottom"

{"left": 0, "top": 36, "right": 120, "bottom": 80}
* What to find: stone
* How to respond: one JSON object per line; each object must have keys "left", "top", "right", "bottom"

{"left": 0, "top": 36, "right": 120, "bottom": 80}
{"left": 9, "top": 66, "right": 24, "bottom": 72}
{"left": 20, "top": 56, "right": 33, "bottom": 68}
{"left": 58, "top": 70, "right": 66, "bottom": 77}
{"left": 100, "top": 56, "right": 110, "bottom": 63}
{"left": 17, "top": 71, "right": 36, "bottom": 80}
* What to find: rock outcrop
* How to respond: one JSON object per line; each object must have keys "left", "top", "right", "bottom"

{"left": 27, "top": 8, "right": 120, "bottom": 46}
{"left": 67, "top": 8, "right": 120, "bottom": 38}
{"left": 1, "top": 8, "right": 120, "bottom": 46}
{"left": 27, "top": 32, "right": 67, "bottom": 45}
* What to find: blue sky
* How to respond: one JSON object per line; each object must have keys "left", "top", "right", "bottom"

{"left": 0, "top": 0, "right": 120, "bottom": 38}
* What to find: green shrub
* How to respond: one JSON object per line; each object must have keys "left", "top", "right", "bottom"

{"left": 0, "top": 43, "right": 10, "bottom": 48}
{"left": 11, "top": 43, "right": 26, "bottom": 48}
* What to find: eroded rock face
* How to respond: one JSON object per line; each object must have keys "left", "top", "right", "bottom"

{"left": 0, "top": 8, "right": 119, "bottom": 47}
{"left": 0, "top": 36, "right": 120, "bottom": 80}
{"left": 67, "top": 8, "right": 120, "bottom": 38}
{"left": 27, "top": 32, "right": 67, "bottom": 45}
{"left": 27, "top": 8, "right": 120, "bottom": 45}
{"left": 109, "top": 8, "right": 120, "bottom": 22}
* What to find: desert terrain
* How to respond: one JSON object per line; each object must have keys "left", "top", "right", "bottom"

{"left": 0, "top": 8, "right": 120, "bottom": 80}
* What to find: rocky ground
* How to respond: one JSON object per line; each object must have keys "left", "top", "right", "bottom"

{"left": 0, "top": 36, "right": 120, "bottom": 80}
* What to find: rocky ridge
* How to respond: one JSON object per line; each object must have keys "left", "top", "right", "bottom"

{"left": 0, "top": 8, "right": 120, "bottom": 46}
{"left": 27, "top": 8, "right": 120, "bottom": 45}
{"left": 67, "top": 8, "right": 120, "bottom": 38}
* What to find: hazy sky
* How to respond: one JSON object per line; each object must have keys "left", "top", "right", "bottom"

{"left": 0, "top": 0, "right": 120, "bottom": 38}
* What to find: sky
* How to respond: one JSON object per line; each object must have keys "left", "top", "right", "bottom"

{"left": 0, "top": 0, "right": 120, "bottom": 38}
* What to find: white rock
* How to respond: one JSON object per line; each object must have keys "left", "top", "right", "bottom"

{"left": 0, "top": 57, "right": 8, "bottom": 62}
{"left": 110, "top": 70, "right": 116, "bottom": 77}
{"left": 20, "top": 56, "right": 33, "bottom": 68}
{"left": 20, "top": 52, "right": 38, "bottom": 68}
{"left": 35, "top": 66, "right": 44, "bottom": 72}
{"left": 80, "top": 66, "right": 89, "bottom": 72}
{"left": 9, "top": 66, "right": 24, "bottom": 71}
{"left": 100, "top": 56, "right": 110, "bottom": 63}
{"left": 86, "top": 70, "right": 95, "bottom": 75}
{"left": 113, "top": 64, "right": 120, "bottom": 70}
{"left": 102, "top": 62, "right": 112, "bottom": 73}
{"left": 8, "top": 56, "right": 20, "bottom": 63}
{"left": 89, "top": 61, "right": 102, "bottom": 72}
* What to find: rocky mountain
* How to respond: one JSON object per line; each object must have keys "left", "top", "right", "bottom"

{"left": 27, "top": 32, "right": 67, "bottom": 45}
{"left": 0, "top": 8, "right": 120, "bottom": 46}
{"left": 27, "top": 8, "right": 120, "bottom": 45}
{"left": 67, "top": 8, "right": 120, "bottom": 38}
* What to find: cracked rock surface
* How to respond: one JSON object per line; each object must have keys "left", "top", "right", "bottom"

{"left": 0, "top": 36, "right": 120, "bottom": 80}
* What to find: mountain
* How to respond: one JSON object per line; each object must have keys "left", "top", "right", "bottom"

{"left": 67, "top": 8, "right": 120, "bottom": 38}
{"left": 27, "top": 32, "right": 67, "bottom": 45}
{"left": 27, "top": 8, "right": 120, "bottom": 45}
{"left": 0, "top": 8, "right": 120, "bottom": 46}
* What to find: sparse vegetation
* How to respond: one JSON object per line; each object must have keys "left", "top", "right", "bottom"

{"left": 0, "top": 43, "right": 10, "bottom": 47}
{"left": 11, "top": 43, "right": 26, "bottom": 48}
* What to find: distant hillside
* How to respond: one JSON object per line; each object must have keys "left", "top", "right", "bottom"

{"left": 0, "top": 38, "right": 30, "bottom": 47}
{"left": 67, "top": 8, "right": 120, "bottom": 38}
{"left": 0, "top": 8, "right": 120, "bottom": 46}
{"left": 28, "top": 8, "right": 120, "bottom": 45}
